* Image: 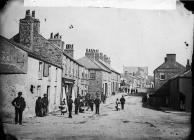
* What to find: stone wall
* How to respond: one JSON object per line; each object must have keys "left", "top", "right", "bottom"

{"left": 88, "top": 70, "right": 102, "bottom": 98}
{"left": 154, "top": 68, "right": 185, "bottom": 89}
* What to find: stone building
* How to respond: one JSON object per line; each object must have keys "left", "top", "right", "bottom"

{"left": 48, "top": 33, "right": 89, "bottom": 101}
{"left": 0, "top": 10, "right": 63, "bottom": 118}
{"left": 123, "top": 66, "right": 148, "bottom": 88}
{"left": 153, "top": 54, "right": 186, "bottom": 89}
{"left": 77, "top": 49, "right": 120, "bottom": 98}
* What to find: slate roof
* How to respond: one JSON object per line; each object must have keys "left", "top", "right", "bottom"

{"left": 63, "top": 52, "right": 84, "bottom": 67}
{"left": 154, "top": 61, "right": 185, "bottom": 72}
{"left": 94, "top": 59, "right": 111, "bottom": 73}
{"left": 77, "top": 57, "right": 109, "bottom": 72}
{"left": 0, "top": 36, "right": 27, "bottom": 74}
{"left": 10, "top": 33, "right": 62, "bottom": 68}
{"left": 110, "top": 67, "right": 121, "bottom": 75}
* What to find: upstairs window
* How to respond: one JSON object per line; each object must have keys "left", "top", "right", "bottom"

{"left": 90, "top": 70, "right": 96, "bottom": 79}
{"left": 38, "top": 62, "right": 43, "bottom": 80}
{"left": 160, "top": 73, "right": 165, "bottom": 80}
{"left": 55, "top": 68, "right": 58, "bottom": 82}
{"left": 43, "top": 63, "right": 49, "bottom": 77}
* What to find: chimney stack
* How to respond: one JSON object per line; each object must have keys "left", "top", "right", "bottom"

{"left": 32, "top": 10, "right": 35, "bottom": 18}
{"left": 25, "top": 10, "right": 31, "bottom": 18}
{"left": 50, "top": 33, "right": 53, "bottom": 39}
{"left": 64, "top": 44, "right": 74, "bottom": 58}
{"left": 166, "top": 54, "right": 176, "bottom": 63}
{"left": 94, "top": 49, "right": 100, "bottom": 61}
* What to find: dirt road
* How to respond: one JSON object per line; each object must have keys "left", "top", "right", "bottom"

{"left": 3, "top": 93, "right": 191, "bottom": 140}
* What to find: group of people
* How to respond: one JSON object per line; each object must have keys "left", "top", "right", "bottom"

{"left": 35, "top": 94, "right": 49, "bottom": 117}
{"left": 115, "top": 95, "right": 126, "bottom": 111}
{"left": 59, "top": 93, "right": 102, "bottom": 118}
{"left": 11, "top": 91, "right": 126, "bottom": 125}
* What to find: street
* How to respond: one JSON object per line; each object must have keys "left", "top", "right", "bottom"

{"left": 3, "top": 93, "right": 191, "bottom": 140}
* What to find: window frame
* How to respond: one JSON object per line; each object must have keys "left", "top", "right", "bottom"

{"left": 159, "top": 73, "right": 165, "bottom": 80}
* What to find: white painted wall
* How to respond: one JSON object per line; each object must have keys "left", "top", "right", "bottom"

{"left": 0, "top": 56, "right": 62, "bottom": 119}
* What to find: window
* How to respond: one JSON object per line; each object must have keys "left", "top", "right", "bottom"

{"left": 160, "top": 73, "right": 165, "bottom": 80}
{"left": 48, "top": 65, "right": 51, "bottom": 81}
{"left": 37, "top": 85, "right": 41, "bottom": 96}
{"left": 90, "top": 70, "right": 96, "bottom": 79}
{"left": 82, "top": 72, "right": 84, "bottom": 78}
{"left": 43, "top": 63, "right": 49, "bottom": 77}
{"left": 55, "top": 68, "right": 58, "bottom": 82}
{"left": 38, "top": 62, "right": 43, "bottom": 80}
{"left": 54, "top": 86, "right": 57, "bottom": 104}
{"left": 73, "top": 69, "right": 74, "bottom": 77}
{"left": 65, "top": 65, "right": 67, "bottom": 75}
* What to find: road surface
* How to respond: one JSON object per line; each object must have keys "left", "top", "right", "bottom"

{"left": 3, "top": 93, "right": 191, "bottom": 140}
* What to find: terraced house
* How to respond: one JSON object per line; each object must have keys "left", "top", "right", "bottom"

{"left": 0, "top": 10, "right": 62, "bottom": 118}
{"left": 48, "top": 33, "right": 89, "bottom": 101}
{"left": 77, "top": 49, "right": 120, "bottom": 98}
{"left": 154, "top": 54, "right": 186, "bottom": 89}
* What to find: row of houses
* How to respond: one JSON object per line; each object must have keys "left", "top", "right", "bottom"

{"left": 120, "top": 66, "right": 154, "bottom": 93}
{"left": 0, "top": 10, "right": 120, "bottom": 118}
{"left": 151, "top": 54, "right": 192, "bottom": 112}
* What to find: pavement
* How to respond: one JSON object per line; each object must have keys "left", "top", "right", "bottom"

{"left": 2, "top": 92, "right": 191, "bottom": 140}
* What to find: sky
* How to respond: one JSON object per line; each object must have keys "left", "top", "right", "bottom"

{"left": 0, "top": 0, "right": 193, "bottom": 75}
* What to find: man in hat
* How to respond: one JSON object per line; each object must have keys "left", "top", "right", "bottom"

{"left": 74, "top": 95, "right": 80, "bottom": 114}
{"left": 120, "top": 95, "right": 126, "bottom": 110}
{"left": 94, "top": 95, "right": 101, "bottom": 114}
{"left": 35, "top": 97, "right": 43, "bottom": 117}
{"left": 42, "top": 94, "right": 48, "bottom": 116}
{"left": 12, "top": 92, "right": 26, "bottom": 125}
{"left": 67, "top": 96, "right": 73, "bottom": 118}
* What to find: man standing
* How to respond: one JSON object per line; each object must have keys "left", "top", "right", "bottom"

{"left": 67, "top": 96, "right": 73, "bottom": 118}
{"left": 120, "top": 95, "right": 126, "bottom": 110}
{"left": 35, "top": 97, "right": 43, "bottom": 117}
{"left": 94, "top": 96, "right": 101, "bottom": 114}
{"left": 74, "top": 96, "right": 80, "bottom": 114}
{"left": 89, "top": 97, "right": 94, "bottom": 111}
{"left": 12, "top": 92, "right": 26, "bottom": 125}
{"left": 42, "top": 94, "right": 48, "bottom": 116}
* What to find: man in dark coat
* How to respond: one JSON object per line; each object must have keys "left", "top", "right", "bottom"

{"left": 89, "top": 98, "right": 94, "bottom": 111}
{"left": 42, "top": 94, "right": 48, "bottom": 116}
{"left": 94, "top": 96, "right": 101, "bottom": 114}
{"left": 12, "top": 92, "right": 26, "bottom": 125}
{"left": 67, "top": 96, "right": 73, "bottom": 118}
{"left": 74, "top": 96, "right": 80, "bottom": 114}
{"left": 120, "top": 95, "right": 126, "bottom": 110}
{"left": 35, "top": 97, "right": 43, "bottom": 117}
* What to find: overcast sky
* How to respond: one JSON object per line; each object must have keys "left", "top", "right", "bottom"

{"left": 0, "top": 0, "right": 193, "bottom": 75}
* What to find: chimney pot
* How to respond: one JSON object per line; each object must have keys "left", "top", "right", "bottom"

{"left": 50, "top": 33, "right": 53, "bottom": 39}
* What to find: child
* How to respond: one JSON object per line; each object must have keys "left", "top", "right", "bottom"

{"left": 115, "top": 98, "right": 120, "bottom": 111}
{"left": 59, "top": 99, "right": 67, "bottom": 115}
